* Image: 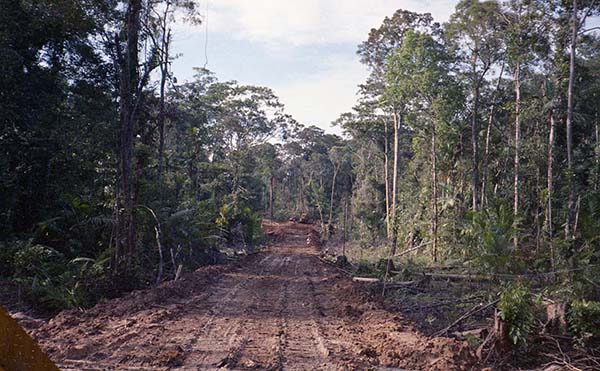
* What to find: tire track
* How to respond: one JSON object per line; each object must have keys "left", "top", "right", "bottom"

{"left": 33, "top": 221, "right": 476, "bottom": 371}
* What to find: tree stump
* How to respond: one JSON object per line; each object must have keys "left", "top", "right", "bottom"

{"left": 335, "top": 255, "right": 349, "bottom": 268}
{"left": 494, "top": 308, "right": 511, "bottom": 353}
{"left": 545, "top": 300, "right": 567, "bottom": 334}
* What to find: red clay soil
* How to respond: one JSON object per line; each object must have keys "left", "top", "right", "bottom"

{"left": 29, "top": 221, "right": 476, "bottom": 370}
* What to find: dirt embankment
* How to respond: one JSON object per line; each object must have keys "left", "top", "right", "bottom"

{"left": 27, "top": 221, "right": 476, "bottom": 370}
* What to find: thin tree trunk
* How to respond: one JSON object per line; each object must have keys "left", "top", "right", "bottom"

{"left": 534, "top": 103, "right": 542, "bottom": 255}
{"left": 157, "top": 3, "right": 171, "bottom": 201}
{"left": 574, "top": 195, "right": 581, "bottom": 236}
{"left": 432, "top": 127, "right": 439, "bottom": 262}
{"left": 391, "top": 110, "right": 400, "bottom": 250}
{"left": 547, "top": 112, "right": 556, "bottom": 270}
{"left": 343, "top": 196, "right": 348, "bottom": 256}
{"left": 317, "top": 202, "right": 325, "bottom": 231}
{"left": 595, "top": 115, "right": 599, "bottom": 191}
{"left": 535, "top": 165, "right": 541, "bottom": 253}
{"left": 300, "top": 176, "right": 305, "bottom": 215}
{"left": 269, "top": 176, "right": 275, "bottom": 219}
{"left": 384, "top": 119, "right": 391, "bottom": 239}
{"left": 328, "top": 166, "right": 339, "bottom": 227}
{"left": 386, "top": 110, "right": 400, "bottom": 280}
{"left": 481, "top": 63, "right": 505, "bottom": 208}
{"left": 513, "top": 61, "right": 521, "bottom": 250}
{"left": 565, "top": 0, "right": 578, "bottom": 239}
{"left": 157, "top": 44, "right": 169, "bottom": 198}
{"left": 471, "top": 60, "right": 480, "bottom": 211}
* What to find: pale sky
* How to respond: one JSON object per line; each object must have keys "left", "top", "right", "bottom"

{"left": 171, "top": 1, "right": 459, "bottom": 134}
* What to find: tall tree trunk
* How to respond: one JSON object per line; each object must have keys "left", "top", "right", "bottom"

{"left": 535, "top": 161, "right": 541, "bottom": 253}
{"left": 481, "top": 63, "right": 505, "bottom": 208}
{"left": 386, "top": 110, "right": 400, "bottom": 278}
{"left": 343, "top": 196, "right": 348, "bottom": 256}
{"left": 384, "top": 119, "right": 391, "bottom": 239}
{"left": 431, "top": 127, "right": 438, "bottom": 262}
{"left": 391, "top": 110, "right": 400, "bottom": 251}
{"left": 300, "top": 176, "right": 305, "bottom": 215}
{"left": 269, "top": 176, "right": 275, "bottom": 219}
{"left": 513, "top": 61, "right": 521, "bottom": 250}
{"left": 595, "top": 115, "right": 599, "bottom": 191}
{"left": 328, "top": 166, "right": 339, "bottom": 227}
{"left": 471, "top": 60, "right": 480, "bottom": 211}
{"left": 116, "top": 0, "right": 142, "bottom": 272}
{"left": 157, "top": 2, "right": 171, "bottom": 202}
{"left": 157, "top": 32, "right": 170, "bottom": 201}
{"left": 565, "top": 0, "right": 578, "bottom": 239}
{"left": 547, "top": 111, "right": 556, "bottom": 269}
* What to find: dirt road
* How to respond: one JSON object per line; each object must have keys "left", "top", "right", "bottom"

{"left": 32, "top": 222, "right": 474, "bottom": 370}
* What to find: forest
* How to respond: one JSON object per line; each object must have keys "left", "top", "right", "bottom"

{"left": 1, "top": 0, "right": 600, "bottom": 369}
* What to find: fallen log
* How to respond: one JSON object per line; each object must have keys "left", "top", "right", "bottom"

{"left": 393, "top": 241, "right": 433, "bottom": 257}
{"left": 383, "top": 281, "right": 425, "bottom": 295}
{"left": 317, "top": 257, "right": 352, "bottom": 276}
{"left": 434, "top": 299, "right": 499, "bottom": 337}
{"left": 352, "top": 277, "right": 380, "bottom": 283}
{"left": 394, "top": 267, "right": 600, "bottom": 282}
{"left": 382, "top": 281, "right": 416, "bottom": 288}
{"left": 452, "top": 328, "right": 488, "bottom": 339}
{"left": 424, "top": 273, "right": 500, "bottom": 281}
{"left": 391, "top": 271, "right": 517, "bottom": 282}
{"left": 403, "top": 295, "right": 484, "bottom": 311}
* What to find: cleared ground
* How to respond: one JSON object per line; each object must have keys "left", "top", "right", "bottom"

{"left": 30, "top": 222, "right": 475, "bottom": 370}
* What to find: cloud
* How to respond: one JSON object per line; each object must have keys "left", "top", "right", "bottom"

{"left": 170, "top": 1, "right": 460, "bottom": 134}
{"left": 272, "top": 56, "right": 368, "bottom": 134}
{"left": 205, "top": 0, "right": 457, "bottom": 46}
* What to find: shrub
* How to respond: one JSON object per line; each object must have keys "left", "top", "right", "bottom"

{"left": 460, "top": 202, "right": 523, "bottom": 274}
{"left": 13, "top": 243, "right": 66, "bottom": 280}
{"left": 0, "top": 239, "right": 24, "bottom": 277}
{"left": 498, "top": 283, "right": 535, "bottom": 346}
{"left": 568, "top": 300, "right": 600, "bottom": 346}
{"left": 216, "top": 202, "right": 262, "bottom": 248}
{"left": 10, "top": 241, "right": 100, "bottom": 310}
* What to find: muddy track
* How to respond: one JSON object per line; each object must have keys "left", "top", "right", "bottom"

{"left": 31, "top": 222, "right": 476, "bottom": 370}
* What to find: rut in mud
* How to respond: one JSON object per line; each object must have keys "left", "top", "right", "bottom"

{"left": 31, "top": 222, "right": 475, "bottom": 370}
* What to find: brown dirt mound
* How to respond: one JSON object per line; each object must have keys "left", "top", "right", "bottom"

{"left": 331, "top": 277, "right": 476, "bottom": 370}
{"left": 31, "top": 263, "right": 234, "bottom": 367}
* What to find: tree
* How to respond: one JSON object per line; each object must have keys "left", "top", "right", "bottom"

{"left": 564, "top": 0, "right": 600, "bottom": 238}
{"left": 254, "top": 143, "right": 282, "bottom": 219}
{"left": 327, "top": 146, "right": 351, "bottom": 230}
{"left": 115, "top": 0, "right": 143, "bottom": 271}
{"left": 335, "top": 104, "right": 392, "bottom": 239}
{"left": 146, "top": 1, "right": 200, "bottom": 201}
{"left": 500, "top": 0, "right": 548, "bottom": 249}
{"left": 357, "top": 10, "right": 438, "bottom": 246}
{"left": 386, "top": 30, "right": 461, "bottom": 261}
{"left": 446, "top": 0, "right": 504, "bottom": 211}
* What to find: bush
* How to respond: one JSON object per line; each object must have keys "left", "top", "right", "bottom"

{"left": 216, "top": 202, "right": 262, "bottom": 248}
{"left": 460, "top": 202, "right": 523, "bottom": 274}
{"left": 395, "top": 258, "right": 426, "bottom": 281}
{"left": 498, "top": 283, "right": 535, "bottom": 346}
{"left": 13, "top": 243, "right": 66, "bottom": 280}
{"left": 0, "top": 239, "right": 23, "bottom": 277}
{"left": 10, "top": 241, "right": 110, "bottom": 311}
{"left": 354, "top": 261, "right": 378, "bottom": 276}
{"left": 568, "top": 300, "right": 600, "bottom": 346}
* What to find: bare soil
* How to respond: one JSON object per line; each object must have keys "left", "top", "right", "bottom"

{"left": 27, "top": 221, "right": 476, "bottom": 370}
